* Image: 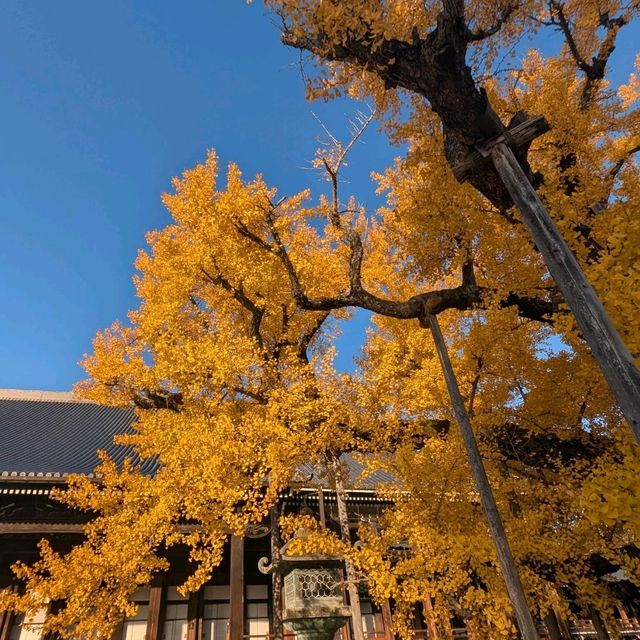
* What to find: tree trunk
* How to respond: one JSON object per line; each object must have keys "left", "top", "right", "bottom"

{"left": 270, "top": 507, "right": 284, "bottom": 640}
{"left": 491, "top": 142, "right": 640, "bottom": 443}
{"left": 332, "top": 457, "right": 366, "bottom": 640}
{"left": 425, "top": 314, "right": 539, "bottom": 640}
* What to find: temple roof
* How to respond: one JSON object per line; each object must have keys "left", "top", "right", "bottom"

{"left": 0, "top": 390, "right": 152, "bottom": 478}
{"left": 0, "top": 390, "right": 395, "bottom": 490}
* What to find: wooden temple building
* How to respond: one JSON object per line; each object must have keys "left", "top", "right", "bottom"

{"left": 1, "top": 390, "right": 640, "bottom": 640}
{"left": 0, "top": 391, "right": 397, "bottom": 640}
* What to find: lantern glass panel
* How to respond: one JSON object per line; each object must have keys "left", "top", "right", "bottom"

{"left": 284, "top": 567, "right": 343, "bottom": 610}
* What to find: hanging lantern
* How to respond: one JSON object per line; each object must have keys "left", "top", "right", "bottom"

{"left": 259, "top": 531, "right": 351, "bottom": 640}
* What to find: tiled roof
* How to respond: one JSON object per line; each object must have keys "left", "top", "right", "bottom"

{"left": 0, "top": 392, "right": 155, "bottom": 476}
{"left": 297, "top": 459, "right": 398, "bottom": 491}
{"left": 0, "top": 390, "right": 395, "bottom": 490}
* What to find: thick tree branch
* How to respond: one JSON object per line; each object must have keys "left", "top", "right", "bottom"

{"left": 231, "top": 386, "right": 268, "bottom": 405}
{"left": 467, "top": 2, "right": 521, "bottom": 41}
{"left": 549, "top": 1, "right": 630, "bottom": 109}
{"left": 280, "top": 3, "right": 534, "bottom": 209}
{"left": 297, "top": 311, "right": 331, "bottom": 363}
{"left": 201, "top": 266, "right": 266, "bottom": 350}
{"left": 132, "top": 389, "right": 184, "bottom": 412}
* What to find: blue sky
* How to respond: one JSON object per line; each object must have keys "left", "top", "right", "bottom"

{"left": 0, "top": 3, "right": 637, "bottom": 391}
{"left": 0, "top": 1, "right": 395, "bottom": 390}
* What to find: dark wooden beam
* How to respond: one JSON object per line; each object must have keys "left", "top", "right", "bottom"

{"left": 427, "top": 313, "right": 539, "bottom": 640}
{"left": 146, "top": 580, "right": 165, "bottom": 640}
{"left": 270, "top": 509, "right": 283, "bottom": 640}
{"left": 229, "top": 536, "right": 244, "bottom": 640}
{"left": 381, "top": 600, "right": 394, "bottom": 640}
{"left": 110, "top": 620, "right": 124, "bottom": 640}
{"left": 491, "top": 140, "right": 640, "bottom": 440}
{"left": 0, "top": 584, "right": 19, "bottom": 640}
{"left": 452, "top": 115, "right": 550, "bottom": 183}
{"left": 187, "top": 588, "right": 203, "bottom": 640}
{"left": 317, "top": 489, "right": 326, "bottom": 528}
{"left": 0, "top": 523, "right": 84, "bottom": 535}
{"left": 0, "top": 608, "right": 14, "bottom": 640}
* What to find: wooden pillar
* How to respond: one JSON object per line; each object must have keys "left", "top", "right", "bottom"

{"left": 588, "top": 606, "right": 611, "bottom": 640}
{"left": 332, "top": 458, "right": 365, "bottom": 640}
{"left": 0, "top": 610, "right": 14, "bottom": 640}
{"left": 616, "top": 601, "right": 630, "bottom": 626}
{"left": 439, "top": 610, "right": 453, "bottom": 640}
{"left": 422, "top": 596, "right": 439, "bottom": 640}
{"left": 544, "top": 610, "right": 569, "bottom": 640}
{"left": 317, "top": 489, "right": 326, "bottom": 528}
{"left": 229, "top": 535, "right": 245, "bottom": 640}
{"left": 187, "top": 589, "right": 203, "bottom": 640}
{"left": 146, "top": 581, "right": 165, "bottom": 640}
{"left": 111, "top": 620, "right": 124, "bottom": 640}
{"left": 270, "top": 508, "right": 283, "bottom": 640}
{"left": 426, "top": 314, "right": 538, "bottom": 640}
{"left": 0, "top": 585, "right": 18, "bottom": 640}
{"left": 381, "top": 600, "right": 393, "bottom": 640}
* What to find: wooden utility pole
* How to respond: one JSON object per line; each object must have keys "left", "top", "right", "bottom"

{"left": 425, "top": 314, "right": 539, "bottom": 640}
{"left": 454, "top": 115, "right": 640, "bottom": 443}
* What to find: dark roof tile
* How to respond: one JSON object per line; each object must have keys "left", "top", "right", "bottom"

{"left": 0, "top": 396, "right": 155, "bottom": 476}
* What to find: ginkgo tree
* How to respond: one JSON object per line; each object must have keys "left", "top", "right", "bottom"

{"left": 267, "top": 0, "right": 640, "bottom": 438}
{"left": 1, "top": 2, "right": 640, "bottom": 639}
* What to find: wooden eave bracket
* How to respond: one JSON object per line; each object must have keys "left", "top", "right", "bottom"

{"left": 452, "top": 114, "right": 551, "bottom": 183}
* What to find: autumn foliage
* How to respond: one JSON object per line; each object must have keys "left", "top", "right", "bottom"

{"left": 2, "top": 1, "right": 640, "bottom": 637}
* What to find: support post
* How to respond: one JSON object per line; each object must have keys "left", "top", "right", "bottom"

{"left": 425, "top": 314, "right": 539, "bottom": 640}
{"left": 0, "top": 610, "right": 13, "bottom": 640}
{"left": 422, "top": 596, "right": 439, "bottom": 640}
{"left": 544, "top": 610, "right": 569, "bottom": 640}
{"left": 332, "top": 457, "right": 366, "bottom": 640}
{"left": 111, "top": 620, "right": 124, "bottom": 640}
{"left": 0, "top": 584, "right": 18, "bottom": 640}
{"left": 318, "top": 488, "right": 327, "bottom": 528}
{"left": 270, "top": 508, "right": 284, "bottom": 640}
{"left": 381, "top": 600, "right": 393, "bottom": 640}
{"left": 229, "top": 535, "right": 245, "bottom": 640}
{"left": 187, "top": 589, "right": 203, "bottom": 640}
{"left": 588, "top": 606, "right": 611, "bottom": 640}
{"left": 491, "top": 142, "right": 640, "bottom": 442}
{"left": 146, "top": 581, "right": 165, "bottom": 640}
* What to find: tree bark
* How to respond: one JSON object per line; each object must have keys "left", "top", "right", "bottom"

{"left": 332, "top": 457, "right": 366, "bottom": 640}
{"left": 425, "top": 314, "right": 539, "bottom": 640}
{"left": 491, "top": 142, "right": 640, "bottom": 443}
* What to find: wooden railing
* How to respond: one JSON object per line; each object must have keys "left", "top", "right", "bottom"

{"left": 239, "top": 619, "right": 640, "bottom": 640}
{"left": 410, "top": 620, "right": 640, "bottom": 639}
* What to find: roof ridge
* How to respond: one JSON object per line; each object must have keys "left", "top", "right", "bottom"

{"left": 0, "top": 389, "right": 90, "bottom": 403}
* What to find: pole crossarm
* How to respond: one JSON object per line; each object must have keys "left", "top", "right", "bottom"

{"left": 451, "top": 114, "right": 550, "bottom": 183}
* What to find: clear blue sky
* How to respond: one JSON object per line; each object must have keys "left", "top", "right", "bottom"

{"left": 0, "top": 1, "right": 394, "bottom": 390}
{"left": 0, "top": 3, "right": 637, "bottom": 391}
